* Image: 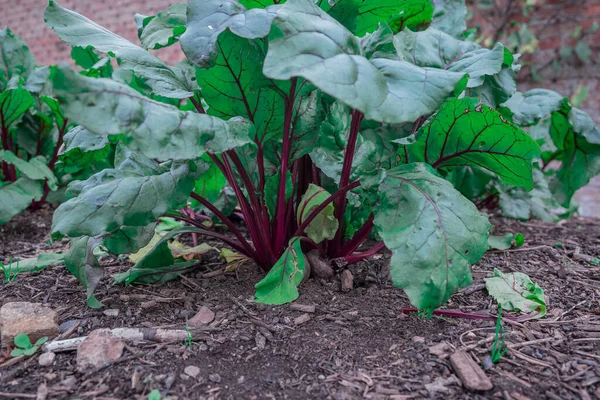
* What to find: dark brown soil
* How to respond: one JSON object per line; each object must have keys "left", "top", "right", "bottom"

{"left": 1, "top": 210, "right": 599, "bottom": 400}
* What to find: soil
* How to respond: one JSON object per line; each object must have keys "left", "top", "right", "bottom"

{"left": 0, "top": 209, "right": 599, "bottom": 400}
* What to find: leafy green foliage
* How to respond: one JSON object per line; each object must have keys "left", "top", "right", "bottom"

{"left": 136, "top": 3, "right": 187, "bottom": 50}
{"left": 11, "top": 333, "right": 48, "bottom": 357}
{"left": 488, "top": 233, "right": 524, "bottom": 250}
{"left": 297, "top": 184, "right": 338, "bottom": 244}
{"left": 485, "top": 268, "right": 546, "bottom": 319}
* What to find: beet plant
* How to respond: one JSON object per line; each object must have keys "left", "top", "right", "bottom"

{"left": 44, "top": 0, "right": 546, "bottom": 312}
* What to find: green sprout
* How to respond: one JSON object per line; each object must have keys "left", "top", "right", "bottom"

{"left": 11, "top": 333, "right": 48, "bottom": 357}
{"left": 490, "top": 308, "right": 508, "bottom": 364}
{"left": 1, "top": 256, "right": 20, "bottom": 284}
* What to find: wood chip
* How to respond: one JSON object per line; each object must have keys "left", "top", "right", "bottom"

{"left": 290, "top": 304, "right": 316, "bottom": 313}
{"left": 341, "top": 270, "right": 353, "bottom": 292}
{"left": 294, "top": 313, "right": 310, "bottom": 325}
{"left": 449, "top": 350, "right": 493, "bottom": 391}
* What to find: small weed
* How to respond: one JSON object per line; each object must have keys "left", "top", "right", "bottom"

{"left": 184, "top": 320, "right": 193, "bottom": 348}
{"left": 1, "top": 256, "right": 19, "bottom": 284}
{"left": 490, "top": 308, "right": 508, "bottom": 363}
{"left": 148, "top": 389, "right": 170, "bottom": 400}
{"left": 11, "top": 333, "right": 48, "bottom": 357}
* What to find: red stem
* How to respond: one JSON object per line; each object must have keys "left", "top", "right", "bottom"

{"left": 338, "top": 213, "right": 374, "bottom": 257}
{"left": 274, "top": 78, "right": 297, "bottom": 253}
{"left": 331, "top": 110, "right": 364, "bottom": 255}
{"left": 343, "top": 242, "right": 385, "bottom": 264}
{"left": 294, "top": 180, "right": 361, "bottom": 237}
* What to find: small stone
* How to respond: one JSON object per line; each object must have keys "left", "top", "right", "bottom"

{"left": 60, "top": 376, "right": 77, "bottom": 387}
{"left": 255, "top": 332, "right": 266, "bottom": 350}
{"left": 43, "top": 373, "right": 57, "bottom": 381}
{"left": 0, "top": 302, "right": 59, "bottom": 346}
{"left": 318, "top": 374, "right": 325, "bottom": 380}
{"left": 412, "top": 336, "right": 425, "bottom": 344}
{"left": 294, "top": 313, "right": 310, "bottom": 325}
{"left": 290, "top": 303, "right": 316, "bottom": 313}
{"left": 238, "top": 376, "right": 245, "bottom": 384}
{"left": 103, "top": 309, "right": 119, "bottom": 317}
{"left": 340, "top": 270, "right": 353, "bottom": 292}
{"left": 184, "top": 365, "right": 200, "bottom": 378}
{"left": 429, "top": 342, "right": 454, "bottom": 359}
{"left": 180, "top": 373, "right": 190, "bottom": 381}
{"left": 59, "top": 320, "right": 78, "bottom": 333}
{"left": 450, "top": 350, "right": 493, "bottom": 391}
{"left": 38, "top": 352, "right": 56, "bottom": 367}
{"left": 482, "top": 355, "right": 494, "bottom": 370}
{"left": 188, "top": 306, "right": 215, "bottom": 327}
{"left": 36, "top": 383, "right": 48, "bottom": 400}
{"left": 76, "top": 329, "right": 124, "bottom": 373}
{"left": 209, "top": 373, "right": 221, "bottom": 383}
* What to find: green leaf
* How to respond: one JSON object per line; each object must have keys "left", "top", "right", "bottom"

{"left": 443, "top": 166, "right": 495, "bottom": 200}
{"left": 255, "top": 237, "right": 307, "bottom": 305}
{"left": 181, "top": 0, "right": 280, "bottom": 67}
{"left": 500, "top": 89, "right": 564, "bottom": 126}
{"left": 114, "top": 227, "right": 201, "bottom": 285}
{"left": 373, "top": 163, "right": 491, "bottom": 312}
{"left": 0, "top": 28, "right": 36, "bottom": 82}
{"left": 71, "top": 46, "right": 101, "bottom": 69}
{"left": 0, "top": 151, "right": 58, "bottom": 190}
{"left": 64, "top": 236, "right": 104, "bottom": 308}
{"left": 548, "top": 102, "right": 600, "bottom": 206}
{"left": 102, "top": 223, "right": 157, "bottom": 255}
{"left": 297, "top": 184, "right": 339, "bottom": 244}
{"left": 193, "top": 158, "right": 226, "bottom": 204}
{"left": 10, "top": 348, "right": 26, "bottom": 357}
{"left": 430, "top": 0, "right": 467, "bottom": 38}
{"left": 265, "top": 171, "right": 293, "bottom": 220}
{"left": 13, "top": 333, "right": 32, "bottom": 349}
{"left": 138, "top": 3, "right": 187, "bottom": 50}
{"left": 59, "top": 126, "right": 112, "bottom": 173}
{"left": 488, "top": 233, "right": 524, "bottom": 250}
{"left": 44, "top": 1, "right": 194, "bottom": 98}
{"left": 0, "top": 178, "right": 44, "bottom": 224}
{"left": 402, "top": 98, "right": 540, "bottom": 189}
{"left": 263, "top": 0, "right": 465, "bottom": 124}
{"left": 394, "top": 29, "right": 505, "bottom": 88}
{"left": 484, "top": 268, "right": 546, "bottom": 319}
{"left": 0, "top": 87, "right": 34, "bottom": 128}
{"left": 24, "top": 66, "right": 53, "bottom": 94}
{"left": 3, "top": 253, "right": 65, "bottom": 274}
{"left": 52, "top": 65, "right": 253, "bottom": 161}
{"left": 52, "top": 144, "right": 195, "bottom": 239}
{"left": 34, "top": 337, "right": 49, "bottom": 347}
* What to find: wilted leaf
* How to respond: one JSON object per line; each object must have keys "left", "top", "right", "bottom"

{"left": 297, "top": 184, "right": 339, "bottom": 244}
{"left": 485, "top": 268, "right": 546, "bottom": 319}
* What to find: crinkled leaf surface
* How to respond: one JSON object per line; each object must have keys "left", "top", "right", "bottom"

{"left": 401, "top": 98, "right": 540, "bottom": 189}
{"left": 59, "top": 126, "right": 112, "bottom": 172}
{"left": 0, "top": 178, "right": 44, "bottom": 224}
{"left": 373, "top": 163, "right": 491, "bottom": 312}
{"left": 500, "top": 89, "right": 564, "bottom": 126}
{"left": 44, "top": 1, "right": 193, "bottom": 98}
{"left": 181, "top": 0, "right": 280, "bottom": 67}
{"left": 0, "top": 28, "right": 36, "bottom": 83}
{"left": 255, "top": 237, "right": 307, "bottom": 305}
{"left": 549, "top": 103, "right": 600, "bottom": 206}
{"left": 485, "top": 268, "right": 546, "bottom": 319}
{"left": 0, "top": 87, "right": 34, "bottom": 128}
{"left": 52, "top": 144, "right": 195, "bottom": 239}
{"left": 52, "top": 65, "right": 252, "bottom": 161}
{"left": 297, "top": 184, "right": 339, "bottom": 244}
{"left": 138, "top": 3, "right": 187, "bottom": 50}
{"left": 430, "top": 0, "right": 467, "bottom": 38}
{"left": 263, "top": 0, "right": 465, "bottom": 124}
{"left": 64, "top": 236, "right": 104, "bottom": 308}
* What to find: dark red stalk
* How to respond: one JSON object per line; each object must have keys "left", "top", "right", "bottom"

{"left": 190, "top": 96, "right": 206, "bottom": 114}
{"left": 1, "top": 123, "right": 12, "bottom": 181}
{"left": 331, "top": 110, "right": 364, "bottom": 255}
{"left": 165, "top": 213, "right": 250, "bottom": 256}
{"left": 294, "top": 180, "right": 361, "bottom": 237}
{"left": 189, "top": 192, "right": 256, "bottom": 258}
{"left": 343, "top": 242, "right": 385, "bottom": 264}
{"left": 35, "top": 118, "right": 69, "bottom": 205}
{"left": 273, "top": 78, "right": 297, "bottom": 253}
{"left": 338, "top": 213, "right": 374, "bottom": 257}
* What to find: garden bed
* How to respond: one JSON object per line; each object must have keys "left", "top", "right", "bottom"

{"left": 1, "top": 209, "right": 599, "bottom": 400}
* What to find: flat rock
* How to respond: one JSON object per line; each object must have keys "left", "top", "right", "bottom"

{"left": 429, "top": 342, "right": 454, "bottom": 359}
{"left": 76, "top": 329, "right": 124, "bottom": 373}
{"left": 0, "top": 302, "right": 59, "bottom": 347}
{"left": 188, "top": 306, "right": 215, "bottom": 327}
{"left": 38, "top": 352, "right": 56, "bottom": 367}
{"left": 450, "top": 350, "right": 493, "bottom": 391}
{"left": 184, "top": 365, "right": 200, "bottom": 378}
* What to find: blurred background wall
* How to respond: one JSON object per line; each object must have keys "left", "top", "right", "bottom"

{"left": 1, "top": 0, "right": 599, "bottom": 217}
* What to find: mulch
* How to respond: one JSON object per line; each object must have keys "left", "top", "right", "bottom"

{"left": 0, "top": 209, "right": 599, "bottom": 400}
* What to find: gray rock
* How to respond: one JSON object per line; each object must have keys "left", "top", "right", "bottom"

{"left": 450, "top": 350, "right": 493, "bottom": 391}
{"left": 209, "top": 373, "right": 221, "bottom": 383}
{"left": 188, "top": 306, "right": 215, "bottom": 327}
{"left": 0, "top": 302, "right": 59, "bottom": 346}
{"left": 76, "top": 329, "right": 124, "bottom": 373}
{"left": 59, "top": 320, "right": 78, "bottom": 333}
{"left": 38, "top": 352, "right": 56, "bottom": 367}
{"left": 184, "top": 365, "right": 200, "bottom": 378}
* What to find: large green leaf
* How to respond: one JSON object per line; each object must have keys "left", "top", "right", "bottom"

{"left": 52, "top": 65, "right": 252, "bottom": 161}
{"left": 44, "top": 1, "right": 193, "bottom": 98}
{"left": 500, "top": 89, "right": 564, "bottom": 126}
{"left": 64, "top": 236, "right": 104, "bottom": 308}
{"left": 137, "top": 3, "right": 187, "bottom": 50}
{"left": 401, "top": 97, "right": 540, "bottom": 190}
{"left": 265, "top": 171, "right": 293, "bottom": 220}
{"left": 466, "top": 49, "right": 519, "bottom": 108}
{"left": 255, "top": 237, "right": 307, "bottom": 305}
{"left": 195, "top": 31, "right": 285, "bottom": 143}
{"left": 0, "top": 87, "right": 34, "bottom": 128}
{"left": 181, "top": 0, "right": 280, "bottom": 68}
{"left": 373, "top": 163, "right": 490, "bottom": 312}
{"left": 59, "top": 126, "right": 112, "bottom": 173}
{"left": 430, "top": 0, "right": 467, "bottom": 38}
{"left": 0, "top": 28, "right": 36, "bottom": 84}
{"left": 444, "top": 166, "right": 495, "bottom": 201}
{"left": 297, "top": 184, "right": 339, "bottom": 244}
{"left": 52, "top": 144, "right": 196, "bottom": 239}
{"left": 0, "top": 178, "right": 44, "bottom": 224}
{"left": 0, "top": 151, "right": 58, "bottom": 190}
{"left": 263, "top": 0, "right": 465, "bottom": 124}
{"left": 548, "top": 102, "right": 600, "bottom": 206}
{"left": 394, "top": 29, "right": 505, "bottom": 87}
{"left": 114, "top": 227, "right": 201, "bottom": 285}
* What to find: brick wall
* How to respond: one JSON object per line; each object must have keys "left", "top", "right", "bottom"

{"left": 1, "top": 0, "right": 599, "bottom": 217}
